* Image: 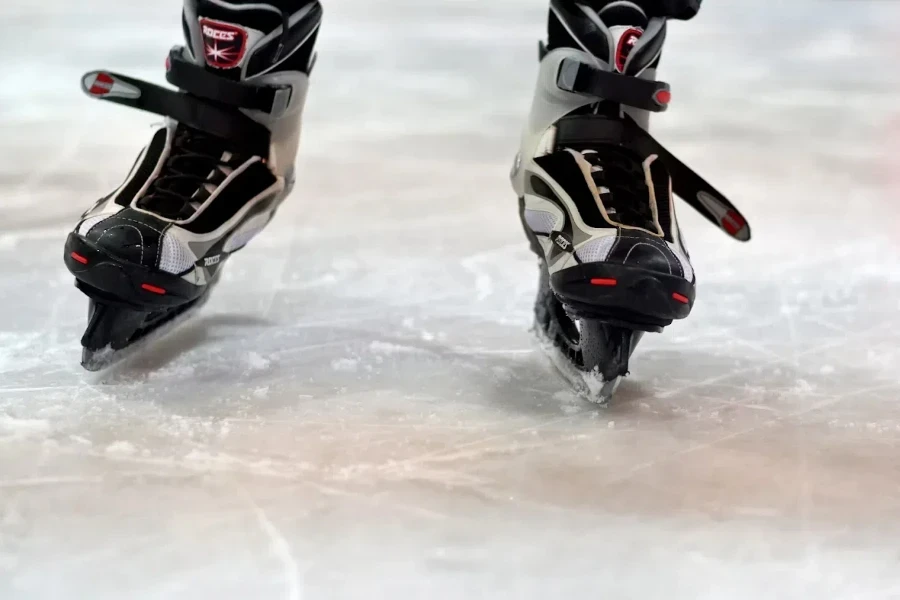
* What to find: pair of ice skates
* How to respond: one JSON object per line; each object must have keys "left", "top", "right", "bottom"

{"left": 64, "top": 0, "right": 750, "bottom": 403}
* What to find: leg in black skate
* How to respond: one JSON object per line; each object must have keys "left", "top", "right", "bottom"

{"left": 64, "top": 0, "right": 323, "bottom": 370}
{"left": 513, "top": 0, "right": 751, "bottom": 403}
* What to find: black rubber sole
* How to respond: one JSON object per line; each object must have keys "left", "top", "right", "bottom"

{"left": 64, "top": 232, "right": 203, "bottom": 310}
{"left": 78, "top": 288, "right": 210, "bottom": 369}
{"left": 551, "top": 261, "right": 694, "bottom": 329}
{"left": 77, "top": 286, "right": 208, "bottom": 353}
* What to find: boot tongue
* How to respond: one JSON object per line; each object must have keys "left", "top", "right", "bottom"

{"left": 599, "top": 2, "right": 649, "bottom": 73}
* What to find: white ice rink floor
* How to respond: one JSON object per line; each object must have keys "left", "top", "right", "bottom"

{"left": 2, "top": 0, "right": 900, "bottom": 598}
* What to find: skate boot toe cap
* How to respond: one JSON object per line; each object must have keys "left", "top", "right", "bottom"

{"left": 607, "top": 235, "right": 687, "bottom": 279}
{"left": 79, "top": 213, "right": 165, "bottom": 269}
{"left": 87, "top": 225, "right": 150, "bottom": 266}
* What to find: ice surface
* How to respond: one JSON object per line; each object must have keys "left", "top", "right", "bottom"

{"left": 2, "top": 0, "right": 900, "bottom": 598}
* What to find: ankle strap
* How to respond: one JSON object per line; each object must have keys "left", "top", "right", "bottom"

{"left": 81, "top": 70, "right": 271, "bottom": 156}
{"left": 557, "top": 57, "right": 671, "bottom": 112}
{"left": 166, "top": 47, "right": 293, "bottom": 118}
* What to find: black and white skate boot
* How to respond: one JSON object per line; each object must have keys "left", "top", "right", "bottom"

{"left": 63, "top": 0, "right": 323, "bottom": 370}
{"left": 512, "top": 0, "right": 751, "bottom": 403}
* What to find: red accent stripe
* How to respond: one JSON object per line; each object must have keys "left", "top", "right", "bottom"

{"left": 70, "top": 252, "right": 89, "bottom": 265}
{"left": 89, "top": 84, "right": 112, "bottom": 95}
{"left": 590, "top": 278, "right": 618, "bottom": 287}
{"left": 672, "top": 292, "right": 690, "bottom": 304}
{"left": 88, "top": 73, "right": 115, "bottom": 95}
{"left": 722, "top": 210, "right": 747, "bottom": 236}
{"left": 141, "top": 283, "right": 167, "bottom": 295}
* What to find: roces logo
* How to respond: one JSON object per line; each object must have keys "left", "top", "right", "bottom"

{"left": 199, "top": 18, "right": 248, "bottom": 70}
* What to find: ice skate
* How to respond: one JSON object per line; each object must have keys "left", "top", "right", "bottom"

{"left": 64, "top": 0, "right": 322, "bottom": 370}
{"left": 512, "top": 0, "right": 751, "bottom": 403}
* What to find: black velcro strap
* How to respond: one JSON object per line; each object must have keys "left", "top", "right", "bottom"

{"left": 165, "top": 47, "right": 292, "bottom": 117}
{"left": 557, "top": 57, "right": 671, "bottom": 113}
{"left": 82, "top": 70, "right": 271, "bottom": 156}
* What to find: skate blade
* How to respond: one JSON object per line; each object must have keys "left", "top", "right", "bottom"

{"left": 81, "top": 294, "right": 211, "bottom": 373}
{"left": 533, "top": 322, "right": 621, "bottom": 406}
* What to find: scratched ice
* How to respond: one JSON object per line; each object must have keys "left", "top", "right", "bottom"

{"left": 2, "top": 0, "right": 900, "bottom": 598}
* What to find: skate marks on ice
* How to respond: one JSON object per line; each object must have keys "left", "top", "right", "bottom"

{"left": 5, "top": 346, "right": 900, "bottom": 599}
{"left": 4, "top": 252, "right": 900, "bottom": 596}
